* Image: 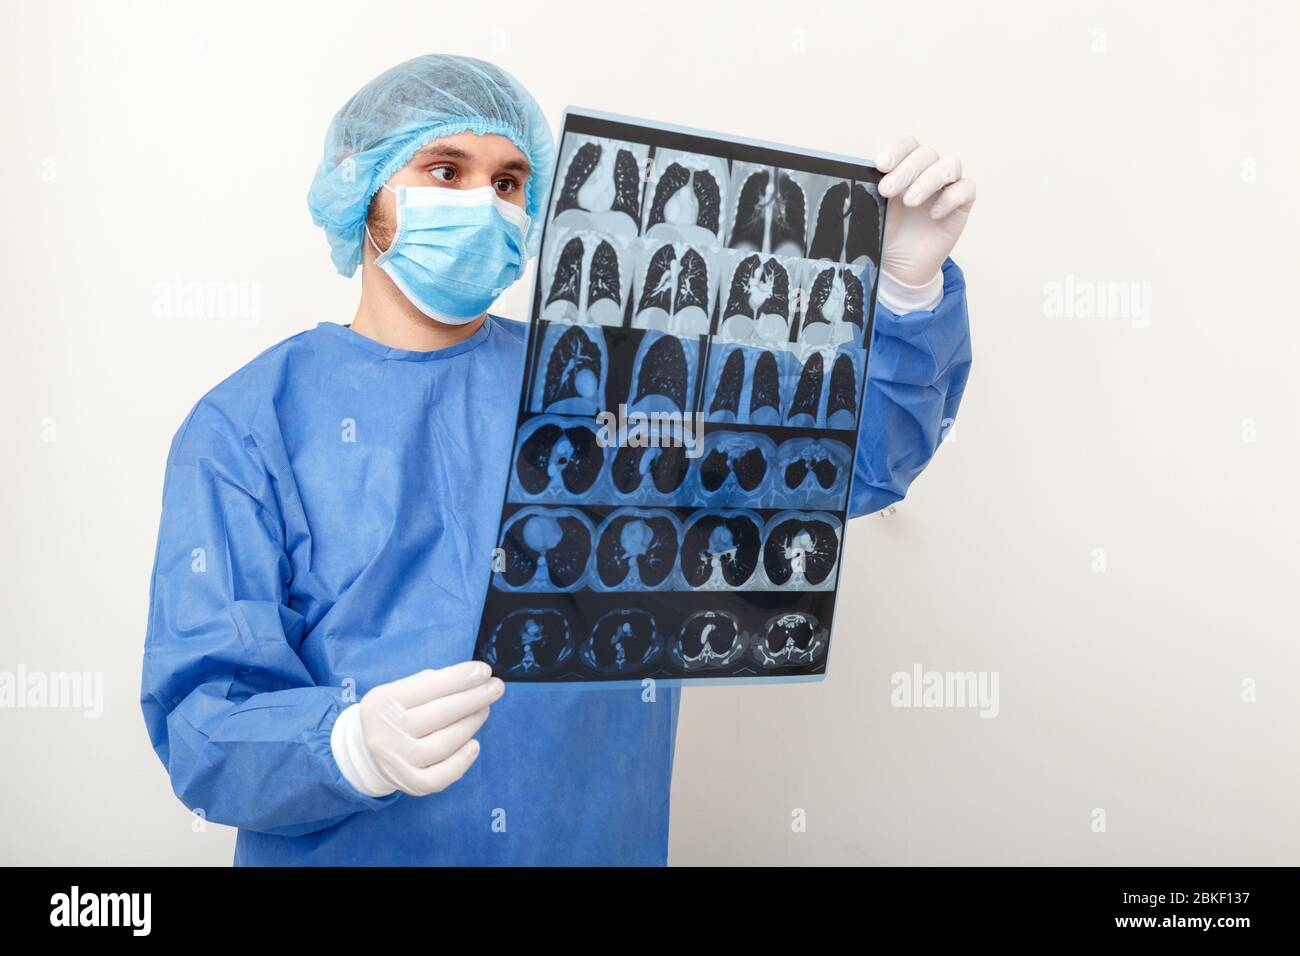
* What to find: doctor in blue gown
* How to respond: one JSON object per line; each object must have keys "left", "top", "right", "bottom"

{"left": 141, "top": 54, "right": 976, "bottom": 866}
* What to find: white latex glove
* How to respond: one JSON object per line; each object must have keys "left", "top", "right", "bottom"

{"left": 331, "top": 661, "right": 503, "bottom": 798}
{"left": 874, "top": 136, "right": 977, "bottom": 313}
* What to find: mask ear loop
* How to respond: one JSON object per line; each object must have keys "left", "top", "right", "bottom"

{"left": 366, "top": 184, "right": 400, "bottom": 259}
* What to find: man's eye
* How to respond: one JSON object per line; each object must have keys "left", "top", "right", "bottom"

{"left": 431, "top": 166, "right": 455, "bottom": 183}
{"left": 495, "top": 178, "right": 517, "bottom": 194}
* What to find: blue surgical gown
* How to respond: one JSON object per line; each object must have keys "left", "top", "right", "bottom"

{"left": 141, "top": 259, "right": 971, "bottom": 866}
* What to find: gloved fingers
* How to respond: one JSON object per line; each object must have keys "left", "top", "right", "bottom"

{"left": 405, "top": 739, "right": 483, "bottom": 796}
{"left": 879, "top": 145, "right": 939, "bottom": 199}
{"left": 403, "top": 707, "right": 491, "bottom": 768}
{"left": 375, "top": 739, "right": 479, "bottom": 797}
{"left": 371, "top": 753, "right": 428, "bottom": 797}
{"left": 387, "top": 660, "right": 493, "bottom": 708}
{"left": 929, "top": 177, "right": 977, "bottom": 220}
{"left": 875, "top": 135, "right": 919, "bottom": 174}
{"left": 902, "top": 156, "right": 962, "bottom": 207}
{"left": 403, "top": 676, "right": 505, "bottom": 737}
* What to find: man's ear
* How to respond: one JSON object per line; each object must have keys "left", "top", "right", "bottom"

{"left": 364, "top": 189, "right": 394, "bottom": 256}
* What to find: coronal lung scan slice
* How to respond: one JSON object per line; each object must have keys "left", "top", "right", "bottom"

{"left": 706, "top": 346, "right": 746, "bottom": 422}
{"left": 514, "top": 417, "right": 605, "bottom": 499}
{"left": 669, "top": 610, "right": 746, "bottom": 670}
{"left": 728, "top": 165, "right": 808, "bottom": 257}
{"left": 533, "top": 323, "right": 606, "bottom": 414}
{"left": 594, "top": 509, "right": 680, "bottom": 590}
{"left": 719, "top": 253, "right": 792, "bottom": 343}
{"left": 680, "top": 510, "right": 762, "bottom": 589}
{"left": 801, "top": 264, "right": 865, "bottom": 347}
{"left": 748, "top": 350, "right": 783, "bottom": 424}
{"left": 634, "top": 240, "right": 713, "bottom": 336}
{"left": 808, "top": 180, "right": 881, "bottom": 268}
{"left": 706, "top": 345, "right": 784, "bottom": 427}
{"left": 542, "top": 230, "right": 628, "bottom": 326}
{"left": 495, "top": 507, "right": 593, "bottom": 591}
{"left": 629, "top": 330, "right": 695, "bottom": 415}
{"left": 826, "top": 349, "right": 862, "bottom": 430}
{"left": 553, "top": 137, "right": 647, "bottom": 236}
{"left": 752, "top": 611, "right": 828, "bottom": 668}
{"left": 643, "top": 150, "right": 729, "bottom": 246}
{"left": 761, "top": 511, "right": 841, "bottom": 589}
{"left": 785, "top": 347, "right": 863, "bottom": 430}
{"left": 786, "top": 351, "right": 825, "bottom": 427}
{"left": 580, "top": 608, "right": 661, "bottom": 674}
{"left": 486, "top": 608, "right": 574, "bottom": 677}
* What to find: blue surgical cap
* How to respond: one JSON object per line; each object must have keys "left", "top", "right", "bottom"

{"left": 308, "top": 54, "right": 555, "bottom": 277}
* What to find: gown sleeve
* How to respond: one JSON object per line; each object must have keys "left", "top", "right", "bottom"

{"left": 848, "top": 258, "right": 972, "bottom": 519}
{"left": 140, "top": 400, "right": 399, "bottom": 836}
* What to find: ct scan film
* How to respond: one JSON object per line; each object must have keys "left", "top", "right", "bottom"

{"left": 473, "top": 108, "right": 886, "bottom": 684}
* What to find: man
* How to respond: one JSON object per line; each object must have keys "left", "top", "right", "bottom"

{"left": 141, "top": 54, "right": 974, "bottom": 865}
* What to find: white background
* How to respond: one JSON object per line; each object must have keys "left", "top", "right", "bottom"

{"left": 2, "top": 0, "right": 1297, "bottom": 864}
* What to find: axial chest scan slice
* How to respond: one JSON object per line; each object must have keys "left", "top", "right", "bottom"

{"left": 552, "top": 136, "right": 649, "bottom": 237}
{"left": 632, "top": 239, "right": 717, "bottom": 336}
{"left": 692, "top": 431, "right": 776, "bottom": 506}
{"left": 642, "top": 150, "right": 730, "bottom": 247}
{"left": 775, "top": 437, "right": 851, "bottom": 509}
{"left": 580, "top": 608, "right": 661, "bottom": 674}
{"left": 495, "top": 507, "right": 594, "bottom": 592}
{"left": 513, "top": 416, "right": 606, "bottom": 500}
{"left": 761, "top": 511, "right": 841, "bottom": 589}
{"left": 669, "top": 610, "right": 746, "bottom": 670}
{"left": 486, "top": 608, "right": 574, "bottom": 677}
{"left": 541, "top": 229, "right": 631, "bottom": 326}
{"left": 610, "top": 442, "right": 688, "bottom": 500}
{"left": 680, "top": 510, "right": 762, "bottom": 589}
{"left": 531, "top": 323, "right": 607, "bottom": 414}
{"left": 753, "top": 611, "right": 828, "bottom": 668}
{"left": 593, "top": 509, "right": 681, "bottom": 590}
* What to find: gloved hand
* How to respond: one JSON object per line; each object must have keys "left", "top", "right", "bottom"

{"left": 331, "top": 661, "right": 504, "bottom": 798}
{"left": 874, "top": 135, "right": 976, "bottom": 312}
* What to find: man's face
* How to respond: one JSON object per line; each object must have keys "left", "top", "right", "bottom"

{"left": 366, "top": 131, "right": 532, "bottom": 252}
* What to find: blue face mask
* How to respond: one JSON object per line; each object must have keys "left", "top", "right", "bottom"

{"left": 367, "top": 184, "right": 531, "bottom": 324}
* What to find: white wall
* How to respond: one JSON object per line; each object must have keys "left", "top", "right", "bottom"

{"left": 1, "top": 0, "right": 1296, "bottom": 865}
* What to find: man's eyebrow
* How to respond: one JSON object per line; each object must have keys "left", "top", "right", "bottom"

{"left": 415, "top": 144, "right": 475, "bottom": 161}
{"left": 413, "top": 143, "right": 531, "bottom": 176}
